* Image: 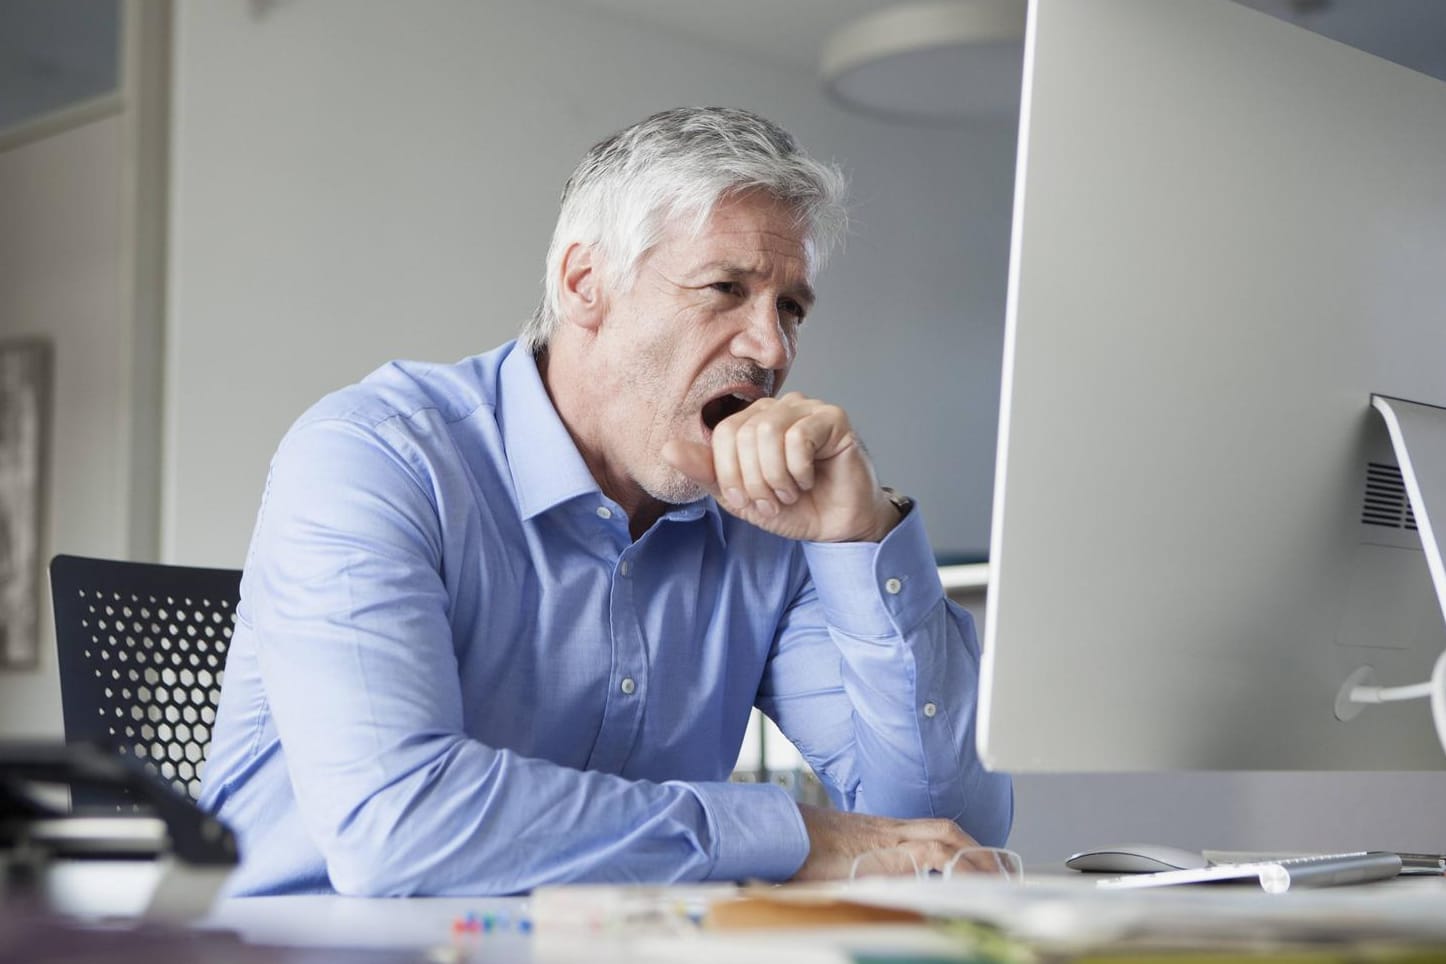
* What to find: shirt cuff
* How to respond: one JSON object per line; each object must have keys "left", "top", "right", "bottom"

{"left": 801, "top": 504, "right": 943, "bottom": 638}
{"left": 685, "top": 781, "right": 809, "bottom": 882}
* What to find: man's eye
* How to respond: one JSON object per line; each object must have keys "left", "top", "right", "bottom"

{"left": 779, "top": 298, "right": 807, "bottom": 324}
{"left": 710, "top": 281, "right": 742, "bottom": 296}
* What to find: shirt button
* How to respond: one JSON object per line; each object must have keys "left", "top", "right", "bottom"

{"left": 620, "top": 677, "right": 636, "bottom": 695}
{"left": 619, "top": 560, "right": 632, "bottom": 577}
{"left": 923, "top": 702, "right": 937, "bottom": 718}
{"left": 596, "top": 506, "right": 612, "bottom": 520}
{"left": 884, "top": 577, "right": 903, "bottom": 595}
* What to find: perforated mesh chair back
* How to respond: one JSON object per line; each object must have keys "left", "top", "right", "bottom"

{"left": 50, "top": 554, "right": 241, "bottom": 811}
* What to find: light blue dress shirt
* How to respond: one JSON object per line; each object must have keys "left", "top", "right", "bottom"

{"left": 200, "top": 341, "right": 1012, "bottom": 896}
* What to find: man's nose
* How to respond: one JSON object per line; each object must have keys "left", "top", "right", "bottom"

{"left": 732, "top": 299, "right": 794, "bottom": 371}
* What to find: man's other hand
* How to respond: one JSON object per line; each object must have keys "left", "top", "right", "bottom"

{"left": 789, "top": 804, "right": 983, "bottom": 881}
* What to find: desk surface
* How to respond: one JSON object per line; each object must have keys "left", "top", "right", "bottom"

{"left": 205, "top": 896, "right": 532, "bottom": 960}
{"left": 199, "top": 873, "right": 1446, "bottom": 963}
{"left": 202, "top": 893, "right": 965, "bottom": 963}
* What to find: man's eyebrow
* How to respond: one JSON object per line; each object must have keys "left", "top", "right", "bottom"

{"left": 699, "top": 261, "right": 817, "bottom": 308}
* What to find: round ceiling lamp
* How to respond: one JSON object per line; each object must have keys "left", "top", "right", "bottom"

{"left": 821, "top": 0, "right": 1028, "bottom": 123}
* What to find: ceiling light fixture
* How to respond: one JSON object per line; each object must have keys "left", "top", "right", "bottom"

{"left": 821, "top": 0, "right": 1027, "bottom": 123}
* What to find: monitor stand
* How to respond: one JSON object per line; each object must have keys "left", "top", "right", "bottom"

{"left": 1334, "top": 396, "right": 1446, "bottom": 750}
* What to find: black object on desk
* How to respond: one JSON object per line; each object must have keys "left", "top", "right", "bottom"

{"left": 1, "top": 740, "right": 237, "bottom": 920}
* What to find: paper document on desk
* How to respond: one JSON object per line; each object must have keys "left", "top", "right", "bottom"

{"left": 536, "top": 876, "right": 1446, "bottom": 957}
{"left": 530, "top": 882, "right": 967, "bottom": 964}
{"left": 831, "top": 875, "right": 1446, "bottom": 955}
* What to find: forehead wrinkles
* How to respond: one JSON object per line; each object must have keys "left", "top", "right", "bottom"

{"left": 706, "top": 206, "right": 807, "bottom": 247}
{"left": 683, "top": 229, "right": 813, "bottom": 283}
{"left": 683, "top": 194, "right": 811, "bottom": 261}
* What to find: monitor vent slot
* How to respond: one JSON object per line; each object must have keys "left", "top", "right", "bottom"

{"left": 1361, "top": 462, "right": 1417, "bottom": 531}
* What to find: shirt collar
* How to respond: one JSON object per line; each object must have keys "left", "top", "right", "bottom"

{"left": 498, "top": 343, "right": 605, "bottom": 520}
{"left": 661, "top": 498, "right": 728, "bottom": 547}
{"left": 497, "top": 342, "right": 727, "bottom": 545}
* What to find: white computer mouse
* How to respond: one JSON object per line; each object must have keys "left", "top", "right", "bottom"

{"left": 1065, "top": 843, "right": 1210, "bottom": 874}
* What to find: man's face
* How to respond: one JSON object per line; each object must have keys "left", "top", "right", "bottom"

{"left": 592, "top": 191, "right": 817, "bottom": 505}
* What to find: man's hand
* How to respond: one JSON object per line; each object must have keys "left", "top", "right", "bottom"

{"left": 790, "top": 804, "right": 985, "bottom": 881}
{"left": 661, "top": 392, "right": 899, "bottom": 543}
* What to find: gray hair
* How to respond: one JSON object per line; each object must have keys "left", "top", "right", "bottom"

{"left": 521, "top": 107, "right": 848, "bottom": 352}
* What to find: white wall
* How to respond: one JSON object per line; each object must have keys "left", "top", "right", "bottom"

{"left": 0, "top": 2, "right": 168, "bottom": 739}
{"left": 0, "top": 116, "right": 128, "bottom": 735}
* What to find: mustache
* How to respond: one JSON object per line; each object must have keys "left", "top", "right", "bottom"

{"left": 696, "top": 364, "right": 774, "bottom": 399}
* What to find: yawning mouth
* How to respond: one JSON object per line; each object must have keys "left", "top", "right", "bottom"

{"left": 701, "top": 392, "right": 756, "bottom": 433}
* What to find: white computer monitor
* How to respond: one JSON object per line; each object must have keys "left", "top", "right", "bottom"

{"left": 978, "top": 0, "right": 1446, "bottom": 771}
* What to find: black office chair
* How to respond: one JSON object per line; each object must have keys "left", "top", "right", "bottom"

{"left": 50, "top": 554, "right": 241, "bottom": 809}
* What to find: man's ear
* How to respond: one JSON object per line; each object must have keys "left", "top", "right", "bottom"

{"left": 558, "top": 242, "right": 606, "bottom": 332}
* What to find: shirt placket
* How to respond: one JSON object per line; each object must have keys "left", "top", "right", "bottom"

{"left": 582, "top": 501, "right": 648, "bottom": 774}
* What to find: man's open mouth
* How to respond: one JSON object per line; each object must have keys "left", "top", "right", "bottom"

{"left": 701, "top": 391, "right": 757, "bottom": 433}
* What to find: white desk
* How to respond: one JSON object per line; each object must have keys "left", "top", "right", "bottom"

{"left": 204, "top": 895, "right": 533, "bottom": 960}
{"left": 198, "top": 874, "right": 1446, "bottom": 963}
{"left": 202, "top": 893, "right": 962, "bottom": 963}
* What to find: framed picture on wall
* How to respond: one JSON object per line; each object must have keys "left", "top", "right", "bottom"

{"left": 0, "top": 339, "right": 51, "bottom": 670}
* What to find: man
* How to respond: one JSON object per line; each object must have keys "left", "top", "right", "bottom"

{"left": 201, "top": 107, "right": 1012, "bottom": 896}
